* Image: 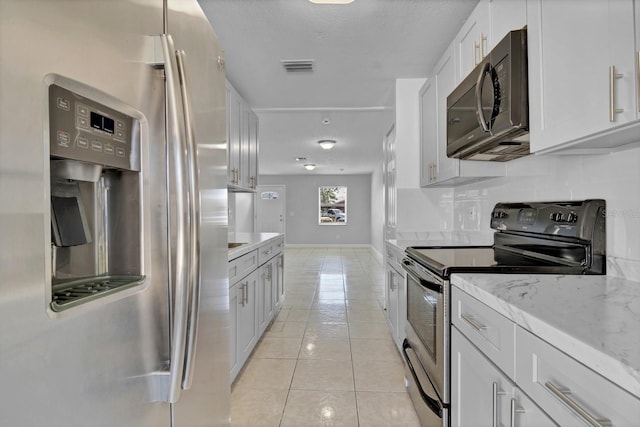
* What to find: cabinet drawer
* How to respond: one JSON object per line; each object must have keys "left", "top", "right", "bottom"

{"left": 515, "top": 326, "right": 640, "bottom": 426}
{"left": 451, "top": 287, "right": 516, "bottom": 379}
{"left": 257, "top": 237, "right": 284, "bottom": 265}
{"left": 228, "top": 249, "right": 258, "bottom": 286}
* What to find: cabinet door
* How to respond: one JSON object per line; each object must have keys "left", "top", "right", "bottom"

{"left": 635, "top": 0, "right": 640, "bottom": 118}
{"left": 455, "top": 0, "right": 491, "bottom": 81}
{"left": 385, "top": 264, "right": 399, "bottom": 346}
{"left": 226, "top": 83, "right": 241, "bottom": 186}
{"left": 238, "top": 102, "right": 251, "bottom": 188}
{"left": 451, "top": 326, "right": 511, "bottom": 427}
{"left": 419, "top": 79, "right": 438, "bottom": 187}
{"left": 238, "top": 270, "right": 258, "bottom": 362}
{"left": 248, "top": 110, "right": 259, "bottom": 190}
{"left": 434, "top": 44, "right": 460, "bottom": 183}
{"left": 258, "top": 261, "right": 273, "bottom": 334}
{"left": 527, "top": 0, "right": 636, "bottom": 152}
{"left": 275, "top": 253, "right": 285, "bottom": 309}
{"left": 229, "top": 282, "right": 240, "bottom": 381}
{"left": 511, "top": 388, "right": 558, "bottom": 427}
{"left": 489, "top": 0, "right": 526, "bottom": 45}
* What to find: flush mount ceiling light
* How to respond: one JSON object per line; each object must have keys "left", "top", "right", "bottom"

{"left": 309, "top": 0, "right": 354, "bottom": 3}
{"left": 304, "top": 164, "right": 316, "bottom": 171}
{"left": 295, "top": 157, "right": 307, "bottom": 161}
{"left": 318, "top": 139, "right": 336, "bottom": 150}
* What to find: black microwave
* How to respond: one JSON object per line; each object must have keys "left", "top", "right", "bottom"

{"left": 446, "top": 28, "right": 529, "bottom": 162}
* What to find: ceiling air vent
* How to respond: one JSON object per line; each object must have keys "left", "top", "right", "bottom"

{"left": 281, "top": 59, "right": 314, "bottom": 73}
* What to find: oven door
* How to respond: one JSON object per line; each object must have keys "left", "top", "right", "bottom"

{"left": 403, "top": 338, "right": 447, "bottom": 426}
{"left": 402, "top": 257, "right": 448, "bottom": 403}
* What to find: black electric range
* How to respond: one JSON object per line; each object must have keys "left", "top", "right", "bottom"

{"left": 405, "top": 199, "right": 607, "bottom": 279}
{"left": 400, "top": 199, "right": 606, "bottom": 427}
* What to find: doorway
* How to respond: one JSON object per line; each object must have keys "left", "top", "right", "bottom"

{"left": 256, "top": 185, "right": 286, "bottom": 234}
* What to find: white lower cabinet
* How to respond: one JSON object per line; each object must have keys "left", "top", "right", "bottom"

{"left": 230, "top": 269, "right": 258, "bottom": 381}
{"left": 516, "top": 326, "right": 640, "bottom": 427}
{"left": 384, "top": 243, "right": 406, "bottom": 351}
{"left": 451, "top": 326, "right": 556, "bottom": 427}
{"left": 274, "top": 252, "right": 285, "bottom": 310}
{"left": 229, "top": 237, "right": 285, "bottom": 383}
{"left": 452, "top": 285, "right": 640, "bottom": 427}
{"left": 258, "top": 258, "right": 275, "bottom": 336}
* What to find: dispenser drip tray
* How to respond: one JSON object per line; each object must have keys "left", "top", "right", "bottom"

{"left": 51, "top": 275, "right": 144, "bottom": 312}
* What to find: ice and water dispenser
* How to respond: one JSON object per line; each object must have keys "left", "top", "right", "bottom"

{"left": 49, "top": 84, "right": 144, "bottom": 311}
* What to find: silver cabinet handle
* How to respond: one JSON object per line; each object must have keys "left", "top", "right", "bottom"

{"left": 480, "top": 33, "right": 487, "bottom": 59}
{"left": 609, "top": 65, "right": 624, "bottom": 122}
{"left": 545, "top": 381, "right": 611, "bottom": 427}
{"left": 244, "top": 282, "right": 249, "bottom": 305}
{"left": 510, "top": 398, "right": 525, "bottom": 427}
{"left": 240, "top": 283, "right": 245, "bottom": 307}
{"left": 461, "top": 313, "right": 487, "bottom": 331}
{"left": 636, "top": 52, "right": 640, "bottom": 113}
{"left": 473, "top": 41, "right": 478, "bottom": 67}
{"left": 493, "top": 382, "right": 507, "bottom": 427}
{"left": 160, "top": 33, "right": 190, "bottom": 404}
{"left": 175, "top": 49, "right": 201, "bottom": 392}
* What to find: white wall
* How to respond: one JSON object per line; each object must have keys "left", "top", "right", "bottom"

{"left": 260, "top": 174, "right": 371, "bottom": 245}
{"left": 451, "top": 147, "right": 640, "bottom": 278}
{"left": 228, "top": 192, "right": 255, "bottom": 233}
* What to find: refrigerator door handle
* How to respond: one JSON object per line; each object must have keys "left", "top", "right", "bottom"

{"left": 160, "top": 33, "right": 190, "bottom": 404}
{"left": 175, "top": 49, "right": 201, "bottom": 391}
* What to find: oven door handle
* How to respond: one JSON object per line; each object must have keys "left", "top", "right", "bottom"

{"left": 402, "top": 339, "right": 445, "bottom": 418}
{"left": 402, "top": 259, "right": 444, "bottom": 294}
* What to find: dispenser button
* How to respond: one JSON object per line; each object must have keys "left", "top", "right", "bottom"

{"left": 76, "top": 104, "right": 89, "bottom": 117}
{"left": 76, "top": 117, "right": 89, "bottom": 129}
{"left": 115, "top": 130, "right": 125, "bottom": 141}
{"left": 104, "top": 144, "right": 114, "bottom": 155}
{"left": 76, "top": 137, "right": 89, "bottom": 149}
{"left": 56, "top": 97, "right": 70, "bottom": 111}
{"left": 57, "top": 130, "right": 70, "bottom": 147}
{"left": 91, "top": 140, "right": 103, "bottom": 152}
{"left": 116, "top": 120, "right": 125, "bottom": 130}
{"left": 115, "top": 147, "right": 126, "bottom": 157}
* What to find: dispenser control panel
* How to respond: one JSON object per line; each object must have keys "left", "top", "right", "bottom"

{"left": 49, "top": 84, "right": 140, "bottom": 171}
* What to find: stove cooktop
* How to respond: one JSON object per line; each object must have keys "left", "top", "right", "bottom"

{"left": 406, "top": 245, "right": 589, "bottom": 278}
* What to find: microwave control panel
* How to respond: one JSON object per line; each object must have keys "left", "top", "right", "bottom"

{"left": 49, "top": 84, "right": 140, "bottom": 172}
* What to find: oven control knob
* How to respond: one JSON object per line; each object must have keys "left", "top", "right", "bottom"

{"left": 566, "top": 212, "right": 578, "bottom": 223}
{"left": 550, "top": 212, "right": 564, "bottom": 222}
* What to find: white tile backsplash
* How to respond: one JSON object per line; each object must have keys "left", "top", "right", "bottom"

{"left": 453, "top": 146, "right": 640, "bottom": 280}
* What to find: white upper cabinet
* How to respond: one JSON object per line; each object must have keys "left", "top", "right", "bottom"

{"left": 226, "top": 80, "right": 259, "bottom": 191}
{"left": 455, "top": 0, "right": 491, "bottom": 82}
{"left": 489, "top": 0, "right": 527, "bottom": 46}
{"left": 456, "top": 0, "right": 527, "bottom": 83}
{"left": 420, "top": 42, "right": 505, "bottom": 187}
{"left": 419, "top": 78, "right": 438, "bottom": 186}
{"left": 528, "top": 0, "right": 640, "bottom": 154}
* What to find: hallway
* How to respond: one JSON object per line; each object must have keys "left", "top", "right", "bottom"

{"left": 230, "top": 247, "right": 421, "bottom": 426}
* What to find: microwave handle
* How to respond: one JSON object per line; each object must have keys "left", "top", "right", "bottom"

{"left": 475, "top": 62, "right": 493, "bottom": 133}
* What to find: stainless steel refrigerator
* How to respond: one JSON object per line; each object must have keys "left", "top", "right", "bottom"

{"left": 0, "top": 1, "right": 230, "bottom": 426}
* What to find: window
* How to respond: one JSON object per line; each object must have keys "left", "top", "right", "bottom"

{"left": 318, "top": 186, "right": 347, "bottom": 225}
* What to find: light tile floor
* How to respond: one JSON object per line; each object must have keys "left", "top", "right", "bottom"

{"left": 231, "top": 247, "right": 421, "bottom": 427}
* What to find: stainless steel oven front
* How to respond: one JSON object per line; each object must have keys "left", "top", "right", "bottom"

{"left": 401, "top": 257, "right": 449, "bottom": 426}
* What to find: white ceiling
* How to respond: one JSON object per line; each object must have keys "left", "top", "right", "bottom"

{"left": 198, "top": 0, "right": 478, "bottom": 175}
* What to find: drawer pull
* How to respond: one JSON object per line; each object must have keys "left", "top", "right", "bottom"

{"left": 544, "top": 381, "right": 611, "bottom": 427}
{"left": 461, "top": 313, "right": 487, "bottom": 331}
{"left": 492, "top": 382, "right": 507, "bottom": 427}
{"left": 510, "top": 398, "right": 526, "bottom": 427}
